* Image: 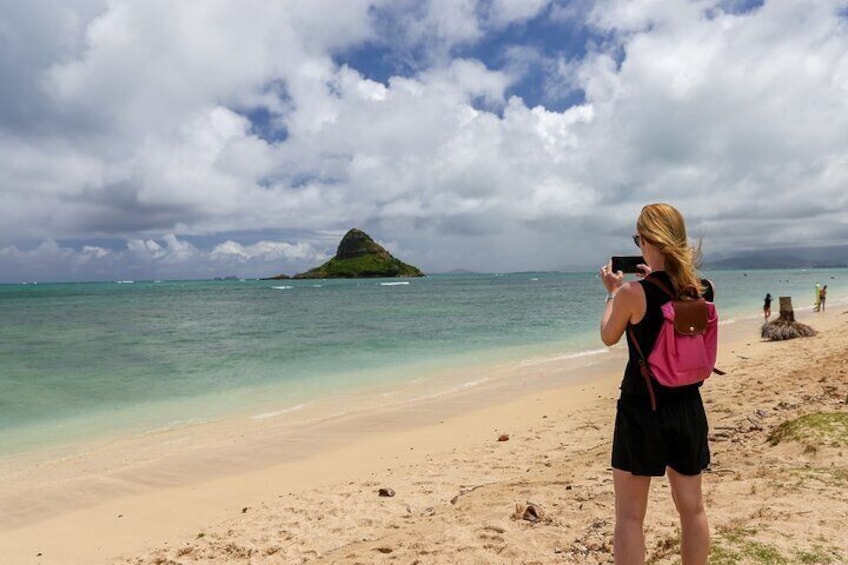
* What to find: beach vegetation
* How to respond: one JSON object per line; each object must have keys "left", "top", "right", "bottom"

{"left": 719, "top": 525, "right": 758, "bottom": 544}
{"left": 788, "top": 466, "right": 848, "bottom": 488}
{"left": 709, "top": 542, "right": 742, "bottom": 565}
{"left": 767, "top": 412, "right": 848, "bottom": 448}
{"left": 709, "top": 525, "right": 753, "bottom": 565}
{"left": 742, "top": 541, "right": 787, "bottom": 564}
{"left": 794, "top": 545, "right": 841, "bottom": 564}
{"left": 711, "top": 525, "right": 788, "bottom": 564}
{"left": 712, "top": 525, "right": 844, "bottom": 564}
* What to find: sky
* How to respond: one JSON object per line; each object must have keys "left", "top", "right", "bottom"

{"left": 1, "top": 0, "right": 847, "bottom": 282}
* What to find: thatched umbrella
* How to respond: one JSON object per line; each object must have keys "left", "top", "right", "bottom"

{"left": 761, "top": 296, "right": 817, "bottom": 341}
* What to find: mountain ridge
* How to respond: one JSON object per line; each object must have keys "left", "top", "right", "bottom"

{"left": 705, "top": 244, "right": 848, "bottom": 270}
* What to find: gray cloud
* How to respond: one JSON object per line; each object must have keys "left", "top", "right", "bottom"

{"left": 1, "top": 0, "right": 847, "bottom": 282}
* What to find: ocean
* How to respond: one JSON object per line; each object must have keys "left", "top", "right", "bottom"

{"left": 1, "top": 269, "right": 845, "bottom": 457}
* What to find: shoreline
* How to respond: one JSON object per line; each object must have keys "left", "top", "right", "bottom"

{"left": 0, "top": 294, "right": 777, "bottom": 461}
{"left": 2, "top": 305, "right": 846, "bottom": 563}
{"left": 1, "top": 270, "right": 841, "bottom": 459}
{"left": 0, "top": 333, "right": 625, "bottom": 529}
{"left": 0, "top": 301, "right": 772, "bottom": 506}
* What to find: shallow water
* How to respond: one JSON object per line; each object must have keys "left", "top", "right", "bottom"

{"left": 1, "top": 269, "right": 844, "bottom": 455}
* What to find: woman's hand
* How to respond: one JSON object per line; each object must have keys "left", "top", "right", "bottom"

{"left": 600, "top": 261, "right": 624, "bottom": 294}
{"left": 636, "top": 263, "right": 652, "bottom": 279}
{"left": 599, "top": 261, "right": 638, "bottom": 346}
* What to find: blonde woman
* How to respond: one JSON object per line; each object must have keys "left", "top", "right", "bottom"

{"left": 599, "top": 203, "right": 712, "bottom": 565}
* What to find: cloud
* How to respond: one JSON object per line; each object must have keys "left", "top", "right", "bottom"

{"left": 210, "top": 240, "right": 326, "bottom": 263}
{"left": 1, "top": 0, "right": 847, "bottom": 281}
{"left": 0, "top": 234, "right": 330, "bottom": 282}
{"left": 486, "top": 0, "right": 551, "bottom": 29}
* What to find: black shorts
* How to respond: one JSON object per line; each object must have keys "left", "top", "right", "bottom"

{"left": 611, "top": 394, "right": 710, "bottom": 476}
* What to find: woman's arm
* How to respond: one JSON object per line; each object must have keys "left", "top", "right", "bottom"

{"left": 599, "top": 261, "right": 645, "bottom": 346}
{"left": 601, "top": 281, "right": 641, "bottom": 346}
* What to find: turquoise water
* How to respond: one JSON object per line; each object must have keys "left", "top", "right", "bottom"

{"left": 1, "top": 269, "right": 845, "bottom": 455}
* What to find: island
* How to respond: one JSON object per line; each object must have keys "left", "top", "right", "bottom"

{"left": 292, "top": 228, "right": 424, "bottom": 279}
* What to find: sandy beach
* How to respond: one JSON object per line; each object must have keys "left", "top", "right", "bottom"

{"left": 2, "top": 305, "right": 847, "bottom": 564}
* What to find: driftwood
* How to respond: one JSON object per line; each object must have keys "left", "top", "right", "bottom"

{"left": 761, "top": 296, "right": 816, "bottom": 341}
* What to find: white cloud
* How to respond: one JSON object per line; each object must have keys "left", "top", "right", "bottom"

{"left": 1, "top": 0, "right": 848, "bottom": 281}
{"left": 488, "top": 0, "right": 551, "bottom": 28}
{"left": 0, "top": 235, "right": 329, "bottom": 282}
{"left": 210, "top": 240, "right": 325, "bottom": 263}
{"left": 81, "top": 245, "right": 110, "bottom": 259}
{"left": 412, "top": 0, "right": 482, "bottom": 48}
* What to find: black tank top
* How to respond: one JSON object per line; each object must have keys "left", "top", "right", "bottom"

{"left": 620, "top": 271, "right": 715, "bottom": 403}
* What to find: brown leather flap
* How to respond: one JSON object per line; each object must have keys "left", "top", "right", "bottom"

{"left": 672, "top": 298, "right": 708, "bottom": 335}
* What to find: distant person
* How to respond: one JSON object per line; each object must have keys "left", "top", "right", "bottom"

{"left": 814, "top": 283, "right": 821, "bottom": 312}
{"left": 819, "top": 285, "right": 827, "bottom": 312}
{"left": 599, "top": 203, "right": 712, "bottom": 565}
{"left": 763, "top": 293, "right": 772, "bottom": 322}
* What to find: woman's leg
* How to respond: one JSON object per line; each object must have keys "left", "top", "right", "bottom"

{"left": 667, "top": 468, "right": 709, "bottom": 565}
{"left": 613, "top": 468, "right": 652, "bottom": 565}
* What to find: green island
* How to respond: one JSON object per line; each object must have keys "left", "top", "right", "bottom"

{"left": 264, "top": 228, "right": 424, "bottom": 280}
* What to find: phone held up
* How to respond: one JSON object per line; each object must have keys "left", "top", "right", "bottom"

{"left": 611, "top": 255, "right": 645, "bottom": 274}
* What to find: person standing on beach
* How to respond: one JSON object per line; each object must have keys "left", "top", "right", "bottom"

{"left": 819, "top": 285, "right": 827, "bottom": 312}
{"left": 599, "top": 203, "right": 712, "bottom": 565}
{"left": 763, "top": 293, "right": 772, "bottom": 322}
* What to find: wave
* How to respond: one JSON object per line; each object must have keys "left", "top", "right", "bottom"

{"left": 250, "top": 403, "right": 307, "bottom": 420}
{"left": 134, "top": 417, "right": 213, "bottom": 437}
{"left": 519, "top": 347, "right": 610, "bottom": 367}
{"left": 404, "top": 377, "right": 492, "bottom": 404}
{"left": 270, "top": 285, "right": 293, "bottom": 290}
{"left": 380, "top": 281, "right": 410, "bottom": 286}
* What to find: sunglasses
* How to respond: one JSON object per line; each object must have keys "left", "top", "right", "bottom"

{"left": 632, "top": 234, "right": 642, "bottom": 248}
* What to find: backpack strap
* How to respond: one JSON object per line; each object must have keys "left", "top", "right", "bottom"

{"left": 628, "top": 276, "right": 669, "bottom": 412}
{"left": 643, "top": 276, "right": 677, "bottom": 299}
{"left": 644, "top": 275, "right": 706, "bottom": 300}
{"left": 627, "top": 325, "right": 658, "bottom": 411}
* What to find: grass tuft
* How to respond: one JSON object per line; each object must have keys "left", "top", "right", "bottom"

{"left": 767, "top": 412, "right": 848, "bottom": 447}
{"left": 794, "top": 545, "right": 841, "bottom": 564}
{"left": 713, "top": 525, "right": 845, "bottom": 564}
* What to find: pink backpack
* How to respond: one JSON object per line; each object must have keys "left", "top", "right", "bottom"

{"left": 628, "top": 278, "right": 724, "bottom": 411}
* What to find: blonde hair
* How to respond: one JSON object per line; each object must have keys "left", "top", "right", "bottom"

{"left": 636, "top": 203, "right": 705, "bottom": 296}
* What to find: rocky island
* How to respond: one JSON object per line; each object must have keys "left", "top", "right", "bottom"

{"left": 264, "top": 229, "right": 424, "bottom": 280}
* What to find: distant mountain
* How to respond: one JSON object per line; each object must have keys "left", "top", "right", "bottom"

{"left": 705, "top": 245, "right": 848, "bottom": 270}
{"left": 293, "top": 229, "right": 425, "bottom": 279}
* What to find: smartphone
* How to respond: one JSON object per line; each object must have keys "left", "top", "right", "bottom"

{"left": 611, "top": 255, "right": 645, "bottom": 274}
